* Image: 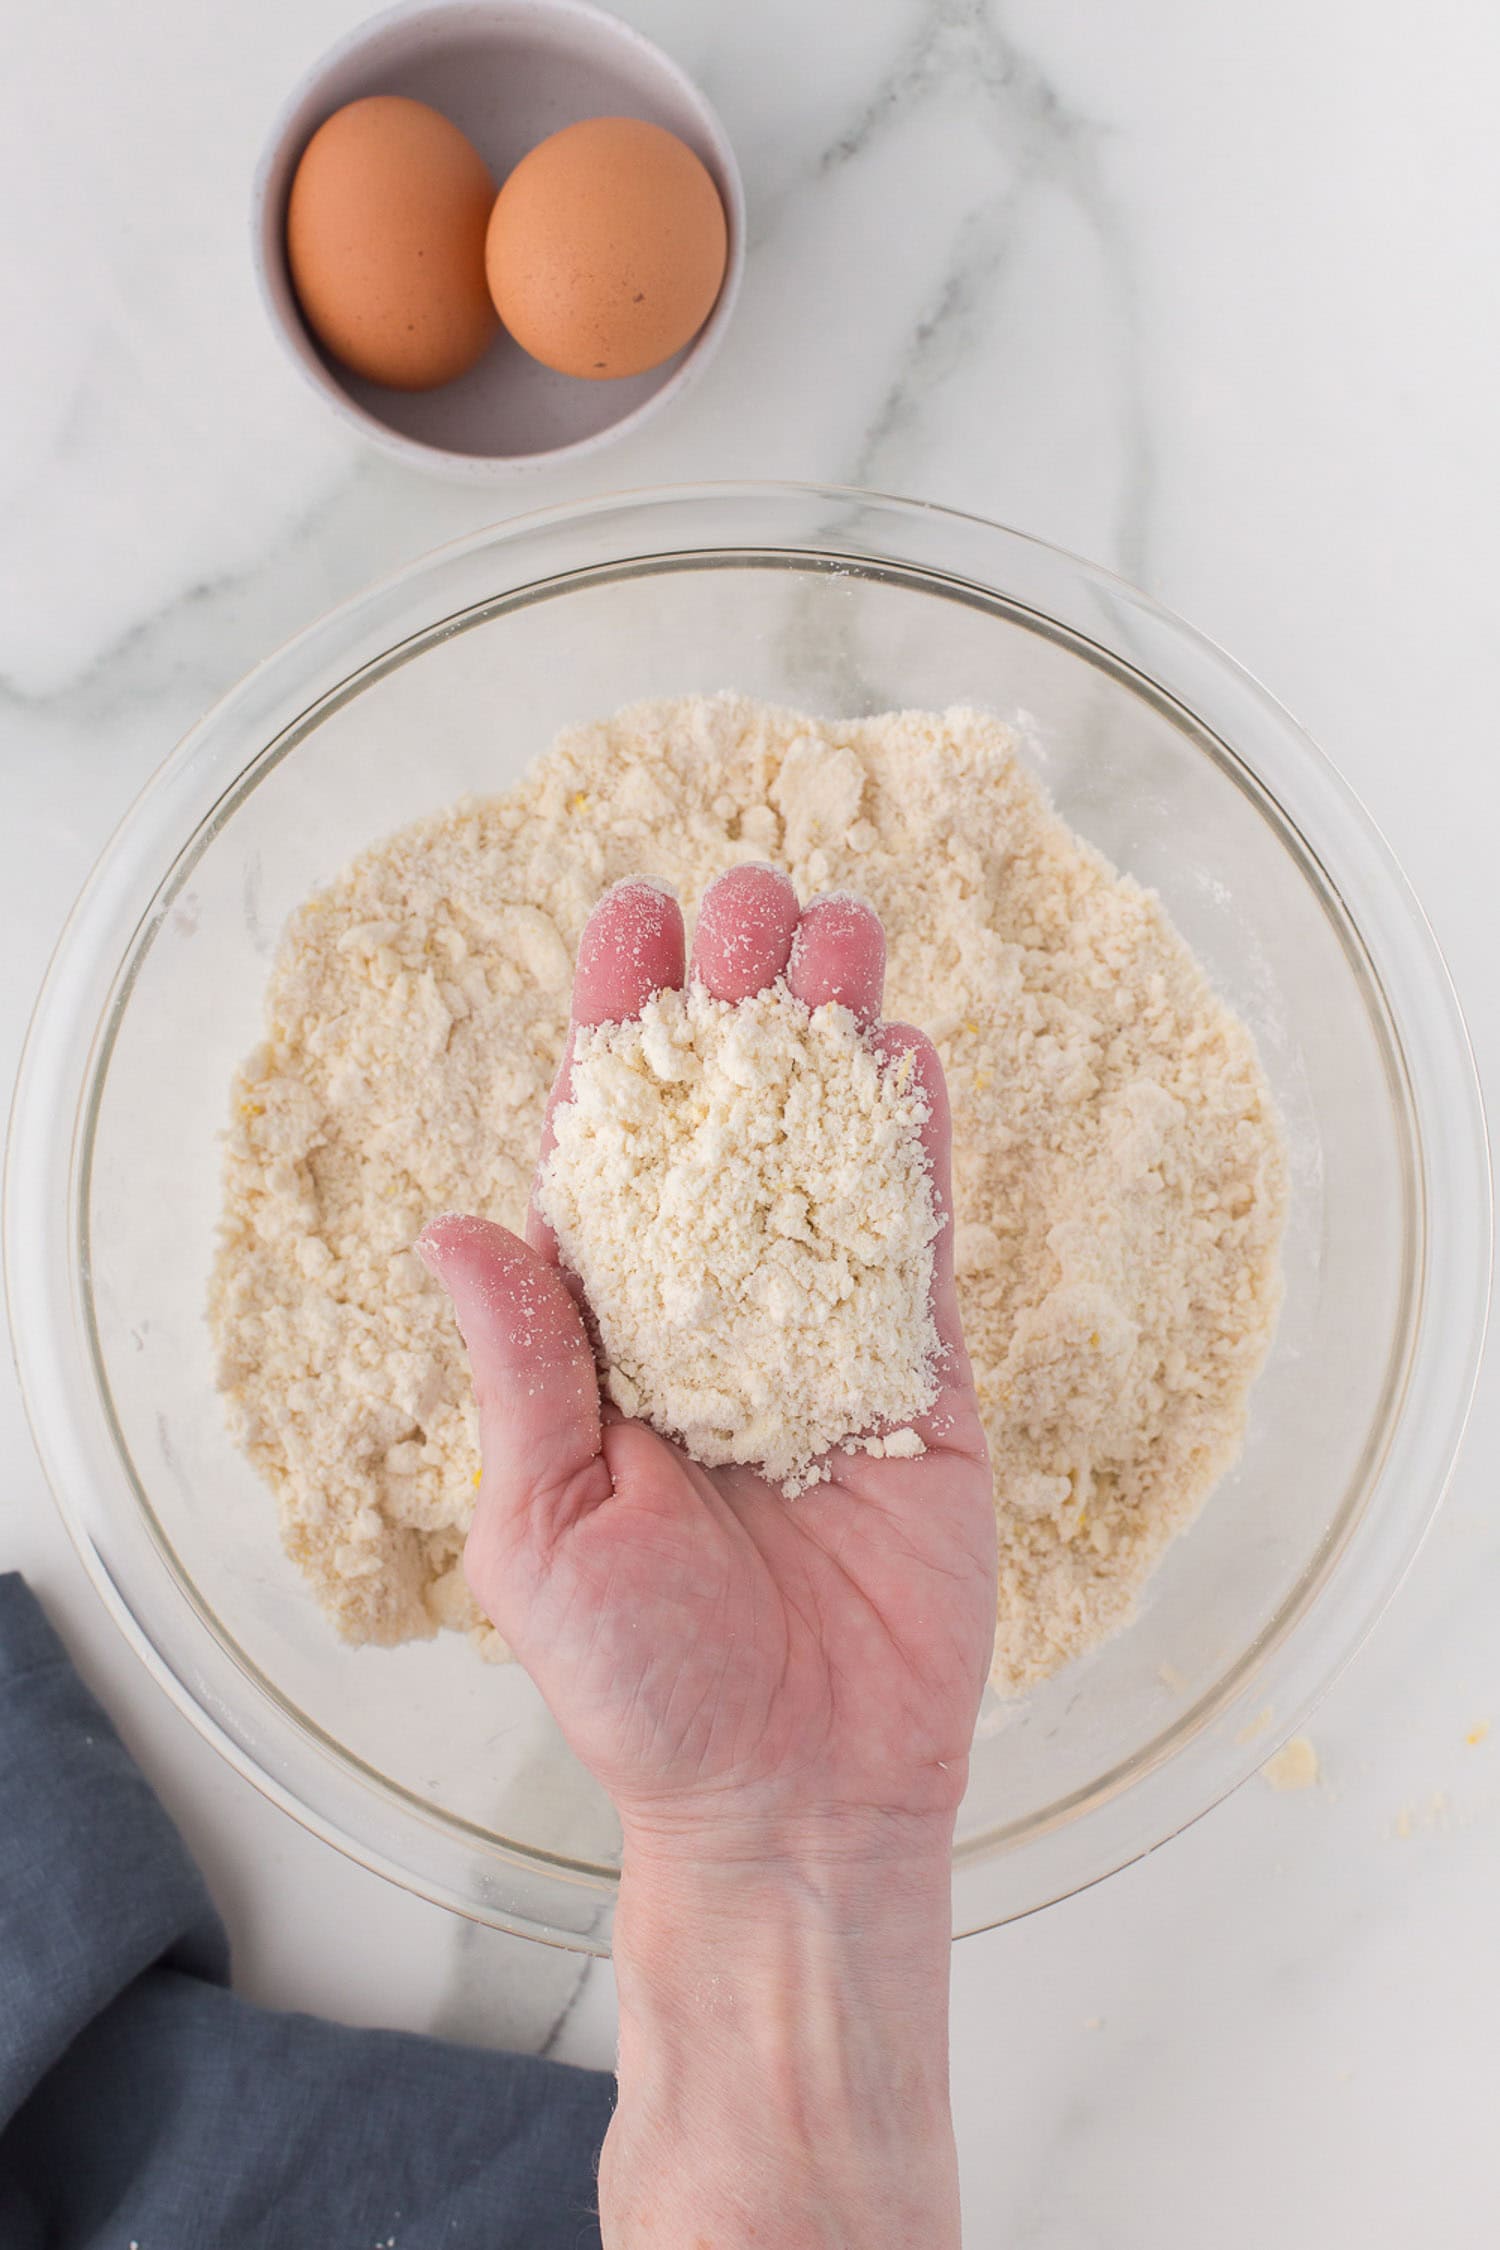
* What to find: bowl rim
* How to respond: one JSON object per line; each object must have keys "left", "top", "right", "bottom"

{"left": 6, "top": 481, "right": 1491, "bottom": 1948}
{"left": 249, "top": 0, "right": 748, "bottom": 481}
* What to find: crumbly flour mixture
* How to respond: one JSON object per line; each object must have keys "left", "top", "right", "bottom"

{"left": 538, "top": 976, "right": 941, "bottom": 1494}
{"left": 211, "top": 694, "right": 1286, "bottom": 1691}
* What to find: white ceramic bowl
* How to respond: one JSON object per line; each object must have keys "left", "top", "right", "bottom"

{"left": 251, "top": 0, "right": 745, "bottom": 479}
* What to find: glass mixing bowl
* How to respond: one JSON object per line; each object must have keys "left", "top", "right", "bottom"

{"left": 7, "top": 486, "right": 1489, "bottom": 1951}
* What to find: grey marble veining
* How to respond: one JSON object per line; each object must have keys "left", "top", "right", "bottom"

{"left": 431, "top": 1921, "right": 599, "bottom": 2060}
{"left": 810, "top": 0, "right": 1154, "bottom": 576}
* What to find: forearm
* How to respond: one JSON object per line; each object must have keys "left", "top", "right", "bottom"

{"left": 602, "top": 1818, "right": 960, "bottom": 2249}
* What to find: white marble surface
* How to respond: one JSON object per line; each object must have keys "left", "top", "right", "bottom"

{"left": 4, "top": 1, "right": 1499, "bottom": 2240}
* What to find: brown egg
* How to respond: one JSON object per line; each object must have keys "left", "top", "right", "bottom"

{"left": 287, "top": 95, "right": 498, "bottom": 391}
{"left": 486, "top": 117, "right": 728, "bottom": 381}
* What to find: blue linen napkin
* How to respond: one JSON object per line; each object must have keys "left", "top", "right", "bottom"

{"left": 0, "top": 1573, "right": 613, "bottom": 2249}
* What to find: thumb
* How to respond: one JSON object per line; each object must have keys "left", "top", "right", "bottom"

{"left": 417, "top": 1215, "right": 611, "bottom": 1581}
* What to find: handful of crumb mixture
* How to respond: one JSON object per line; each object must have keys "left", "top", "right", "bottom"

{"left": 536, "top": 977, "right": 942, "bottom": 1494}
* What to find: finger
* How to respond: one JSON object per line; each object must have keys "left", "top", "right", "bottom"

{"left": 529, "top": 878, "right": 686, "bottom": 1263}
{"left": 870, "top": 1024, "right": 971, "bottom": 1395}
{"left": 573, "top": 876, "right": 685, "bottom": 1028}
{"left": 689, "top": 863, "right": 799, "bottom": 1002}
{"left": 787, "top": 893, "right": 886, "bottom": 1024}
{"left": 417, "top": 1216, "right": 610, "bottom": 1567}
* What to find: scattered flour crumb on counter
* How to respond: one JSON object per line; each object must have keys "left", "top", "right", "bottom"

{"left": 1261, "top": 1736, "right": 1320, "bottom": 1792}
{"left": 1392, "top": 1790, "right": 1471, "bottom": 1839}
{"left": 536, "top": 978, "right": 939, "bottom": 1494}
{"left": 210, "top": 693, "right": 1287, "bottom": 1691}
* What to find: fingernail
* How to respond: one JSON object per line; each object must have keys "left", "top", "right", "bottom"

{"left": 414, "top": 1212, "right": 475, "bottom": 1279}
{"left": 705, "top": 860, "right": 795, "bottom": 888}
{"left": 800, "top": 887, "right": 874, "bottom": 915}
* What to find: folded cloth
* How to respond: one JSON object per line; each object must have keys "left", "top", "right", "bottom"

{"left": 0, "top": 1574, "right": 614, "bottom": 2249}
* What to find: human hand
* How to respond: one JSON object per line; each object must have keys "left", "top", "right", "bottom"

{"left": 419, "top": 865, "right": 997, "bottom": 2250}
{"left": 419, "top": 864, "right": 996, "bottom": 1861}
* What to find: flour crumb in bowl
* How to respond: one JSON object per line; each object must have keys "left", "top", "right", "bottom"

{"left": 209, "top": 692, "right": 1286, "bottom": 1692}
{"left": 536, "top": 977, "right": 941, "bottom": 1495}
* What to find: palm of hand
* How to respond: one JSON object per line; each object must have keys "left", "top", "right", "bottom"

{"left": 424, "top": 866, "right": 998, "bottom": 1845}
{"left": 484, "top": 1418, "right": 996, "bottom": 1837}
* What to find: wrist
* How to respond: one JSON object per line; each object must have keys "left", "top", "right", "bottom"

{"left": 603, "top": 1817, "right": 959, "bottom": 2249}
{"left": 617, "top": 1805, "right": 955, "bottom": 2039}
{"left": 620, "top": 1794, "right": 959, "bottom": 1884}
